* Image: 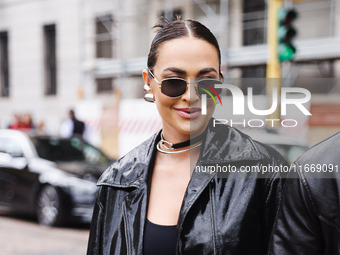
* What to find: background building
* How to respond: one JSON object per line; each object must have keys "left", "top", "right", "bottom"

{"left": 0, "top": 0, "right": 339, "bottom": 156}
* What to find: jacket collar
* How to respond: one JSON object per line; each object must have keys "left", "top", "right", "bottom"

{"left": 97, "top": 118, "right": 262, "bottom": 188}
{"left": 97, "top": 131, "right": 160, "bottom": 188}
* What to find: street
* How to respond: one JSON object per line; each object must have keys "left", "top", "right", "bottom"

{"left": 0, "top": 214, "right": 89, "bottom": 255}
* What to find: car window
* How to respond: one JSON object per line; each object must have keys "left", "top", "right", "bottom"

{"left": 0, "top": 137, "right": 24, "bottom": 157}
{"left": 30, "top": 136, "right": 111, "bottom": 165}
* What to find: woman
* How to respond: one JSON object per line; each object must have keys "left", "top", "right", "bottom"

{"left": 87, "top": 18, "right": 287, "bottom": 255}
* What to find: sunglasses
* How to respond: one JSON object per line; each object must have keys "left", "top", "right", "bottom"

{"left": 148, "top": 70, "right": 223, "bottom": 98}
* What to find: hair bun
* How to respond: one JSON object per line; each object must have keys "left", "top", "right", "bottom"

{"left": 152, "top": 16, "right": 183, "bottom": 32}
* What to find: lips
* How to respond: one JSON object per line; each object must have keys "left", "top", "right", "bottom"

{"left": 175, "top": 107, "right": 201, "bottom": 119}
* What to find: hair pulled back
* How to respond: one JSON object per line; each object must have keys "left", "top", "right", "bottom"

{"left": 147, "top": 17, "right": 221, "bottom": 73}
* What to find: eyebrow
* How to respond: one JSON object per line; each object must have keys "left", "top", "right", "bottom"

{"left": 162, "top": 67, "right": 218, "bottom": 76}
{"left": 197, "top": 68, "right": 218, "bottom": 76}
{"left": 162, "top": 67, "right": 186, "bottom": 75}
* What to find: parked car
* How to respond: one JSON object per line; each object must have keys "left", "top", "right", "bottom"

{"left": 0, "top": 129, "right": 113, "bottom": 226}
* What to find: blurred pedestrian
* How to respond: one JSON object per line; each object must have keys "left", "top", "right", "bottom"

{"left": 21, "top": 113, "right": 35, "bottom": 130}
{"left": 36, "top": 120, "right": 46, "bottom": 135}
{"left": 8, "top": 113, "right": 35, "bottom": 131}
{"left": 60, "top": 109, "right": 85, "bottom": 138}
{"left": 8, "top": 114, "right": 21, "bottom": 129}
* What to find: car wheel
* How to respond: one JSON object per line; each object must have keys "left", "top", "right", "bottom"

{"left": 36, "top": 185, "right": 63, "bottom": 226}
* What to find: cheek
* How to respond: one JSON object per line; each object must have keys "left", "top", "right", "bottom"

{"left": 152, "top": 84, "right": 163, "bottom": 103}
{"left": 206, "top": 100, "right": 216, "bottom": 116}
{"left": 153, "top": 90, "right": 173, "bottom": 113}
{"left": 150, "top": 83, "right": 159, "bottom": 97}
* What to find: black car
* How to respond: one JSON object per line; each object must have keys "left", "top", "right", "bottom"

{"left": 0, "top": 129, "right": 113, "bottom": 226}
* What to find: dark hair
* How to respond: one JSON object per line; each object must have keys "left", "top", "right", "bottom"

{"left": 69, "top": 109, "right": 75, "bottom": 119}
{"left": 147, "top": 18, "right": 221, "bottom": 74}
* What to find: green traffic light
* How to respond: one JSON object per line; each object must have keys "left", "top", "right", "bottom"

{"left": 277, "top": 8, "right": 298, "bottom": 62}
{"left": 278, "top": 43, "right": 296, "bottom": 62}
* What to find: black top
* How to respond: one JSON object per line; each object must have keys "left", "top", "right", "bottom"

{"left": 143, "top": 219, "right": 177, "bottom": 255}
{"left": 72, "top": 118, "right": 85, "bottom": 135}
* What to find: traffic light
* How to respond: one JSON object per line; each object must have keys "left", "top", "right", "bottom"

{"left": 277, "top": 8, "right": 298, "bottom": 62}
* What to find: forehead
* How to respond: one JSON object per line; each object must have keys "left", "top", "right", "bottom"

{"left": 154, "top": 37, "right": 219, "bottom": 72}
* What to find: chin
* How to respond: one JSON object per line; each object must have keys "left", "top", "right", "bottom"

{"left": 189, "top": 116, "right": 211, "bottom": 136}
{"left": 164, "top": 114, "right": 212, "bottom": 137}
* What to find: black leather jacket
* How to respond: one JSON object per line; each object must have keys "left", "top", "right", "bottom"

{"left": 269, "top": 131, "right": 340, "bottom": 255}
{"left": 87, "top": 120, "right": 287, "bottom": 255}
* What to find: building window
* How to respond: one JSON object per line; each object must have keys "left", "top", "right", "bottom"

{"left": 44, "top": 24, "right": 57, "bottom": 95}
{"left": 241, "top": 65, "right": 266, "bottom": 78}
{"left": 0, "top": 32, "right": 9, "bottom": 97}
{"left": 96, "top": 14, "right": 114, "bottom": 58}
{"left": 243, "top": 0, "right": 266, "bottom": 46}
{"left": 240, "top": 65, "right": 267, "bottom": 94}
{"left": 96, "top": 78, "right": 113, "bottom": 93}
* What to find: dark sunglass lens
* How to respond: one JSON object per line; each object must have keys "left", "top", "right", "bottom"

{"left": 161, "top": 79, "right": 187, "bottom": 97}
{"left": 197, "top": 79, "right": 222, "bottom": 97}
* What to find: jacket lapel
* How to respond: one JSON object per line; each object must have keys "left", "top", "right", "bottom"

{"left": 176, "top": 170, "right": 216, "bottom": 231}
{"left": 176, "top": 119, "right": 262, "bottom": 241}
{"left": 99, "top": 132, "right": 160, "bottom": 254}
{"left": 122, "top": 182, "right": 148, "bottom": 255}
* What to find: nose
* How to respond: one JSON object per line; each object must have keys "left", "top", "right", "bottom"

{"left": 181, "top": 78, "right": 200, "bottom": 103}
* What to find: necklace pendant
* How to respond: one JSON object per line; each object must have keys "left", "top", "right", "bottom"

{"left": 157, "top": 131, "right": 204, "bottom": 154}
{"left": 161, "top": 140, "right": 174, "bottom": 150}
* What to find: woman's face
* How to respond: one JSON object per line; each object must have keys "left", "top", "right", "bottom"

{"left": 143, "top": 37, "right": 219, "bottom": 140}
